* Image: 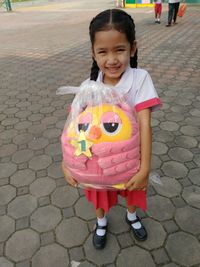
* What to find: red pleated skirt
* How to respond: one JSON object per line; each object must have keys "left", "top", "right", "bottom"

{"left": 84, "top": 189, "right": 147, "bottom": 212}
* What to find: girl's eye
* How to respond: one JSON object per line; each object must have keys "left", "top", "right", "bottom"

{"left": 78, "top": 123, "right": 89, "bottom": 132}
{"left": 102, "top": 123, "right": 120, "bottom": 134}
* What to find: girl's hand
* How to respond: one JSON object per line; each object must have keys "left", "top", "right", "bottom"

{"left": 62, "top": 161, "right": 78, "bottom": 187}
{"left": 125, "top": 170, "right": 149, "bottom": 191}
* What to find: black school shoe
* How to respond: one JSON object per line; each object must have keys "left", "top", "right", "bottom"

{"left": 126, "top": 215, "right": 148, "bottom": 241}
{"left": 93, "top": 222, "right": 107, "bottom": 249}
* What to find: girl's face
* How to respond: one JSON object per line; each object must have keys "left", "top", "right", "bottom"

{"left": 92, "top": 29, "right": 136, "bottom": 86}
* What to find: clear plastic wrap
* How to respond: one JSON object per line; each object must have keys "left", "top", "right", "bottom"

{"left": 60, "top": 81, "right": 141, "bottom": 190}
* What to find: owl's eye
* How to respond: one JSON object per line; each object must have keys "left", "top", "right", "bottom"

{"left": 103, "top": 123, "right": 119, "bottom": 133}
{"left": 78, "top": 123, "right": 89, "bottom": 132}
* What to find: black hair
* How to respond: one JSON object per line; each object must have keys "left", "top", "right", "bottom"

{"left": 89, "top": 9, "right": 138, "bottom": 81}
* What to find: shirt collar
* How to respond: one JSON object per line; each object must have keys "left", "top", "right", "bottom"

{"left": 96, "top": 66, "right": 133, "bottom": 94}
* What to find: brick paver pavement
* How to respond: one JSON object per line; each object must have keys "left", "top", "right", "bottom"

{"left": 0, "top": 1, "right": 200, "bottom": 266}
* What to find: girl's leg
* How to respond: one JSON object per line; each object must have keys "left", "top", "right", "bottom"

{"left": 96, "top": 208, "right": 105, "bottom": 218}
{"left": 126, "top": 201, "right": 147, "bottom": 241}
{"left": 93, "top": 208, "right": 108, "bottom": 249}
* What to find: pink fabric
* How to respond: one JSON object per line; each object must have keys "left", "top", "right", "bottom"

{"left": 84, "top": 189, "right": 147, "bottom": 212}
{"left": 61, "top": 103, "right": 140, "bottom": 187}
{"left": 135, "top": 97, "right": 162, "bottom": 112}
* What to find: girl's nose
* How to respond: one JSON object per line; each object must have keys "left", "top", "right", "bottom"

{"left": 88, "top": 125, "right": 102, "bottom": 140}
{"left": 107, "top": 53, "right": 117, "bottom": 64}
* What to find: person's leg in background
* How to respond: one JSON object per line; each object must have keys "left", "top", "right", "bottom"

{"left": 173, "top": 2, "right": 180, "bottom": 24}
{"left": 166, "top": 3, "right": 174, "bottom": 26}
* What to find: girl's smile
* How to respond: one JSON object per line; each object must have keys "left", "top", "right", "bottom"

{"left": 92, "top": 29, "right": 136, "bottom": 86}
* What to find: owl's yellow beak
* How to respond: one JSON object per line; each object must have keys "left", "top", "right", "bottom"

{"left": 88, "top": 125, "right": 102, "bottom": 140}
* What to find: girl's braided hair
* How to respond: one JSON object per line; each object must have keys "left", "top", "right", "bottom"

{"left": 89, "top": 9, "right": 138, "bottom": 81}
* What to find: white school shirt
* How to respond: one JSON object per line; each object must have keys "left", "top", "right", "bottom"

{"left": 168, "top": 0, "right": 180, "bottom": 3}
{"left": 96, "top": 66, "right": 162, "bottom": 112}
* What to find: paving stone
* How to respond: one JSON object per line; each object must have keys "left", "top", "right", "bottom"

{"left": 16, "top": 260, "right": 30, "bottom": 267}
{"left": 153, "top": 130, "right": 174, "bottom": 143}
{"left": 116, "top": 246, "right": 155, "bottom": 267}
{"left": 180, "top": 125, "right": 200, "bottom": 137}
{"left": 162, "top": 220, "right": 179, "bottom": 234}
{"left": 75, "top": 196, "right": 95, "bottom": 221}
{"left": 62, "top": 207, "right": 75, "bottom": 219}
{"left": 56, "top": 177, "right": 67, "bottom": 187}
{"left": 69, "top": 247, "right": 85, "bottom": 262}
{"left": 147, "top": 195, "right": 175, "bottom": 221}
{"left": 32, "top": 243, "right": 69, "bottom": 267}
{"left": 160, "top": 121, "right": 179, "bottom": 131}
{"left": 168, "top": 147, "right": 193, "bottom": 163}
{"left": 47, "top": 162, "right": 64, "bottom": 179}
{"left": 84, "top": 233, "right": 120, "bottom": 266}
{"left": 45, "top": 143, "right": 62, "bottom": 157}
{"left": 29, "top": 155, "right": 52, "bottom": 171}
{"left": 29, "top": 177, "right": 56, "bottom": 197}
{"left": 10, "top": 169, "right": 35, "bottom": 187}
{"left": 14, "top": 121, "right": 32, "bottom": 131}
{"left": 179, "top": 177, "right": 192, "bottom": 187}
{"left": 51, "top": 185, "right": 79, "bottom": 208}
{"left": 166, "top": 232, "right": 200, "bottom": 267}
{"left": 152, "top": 248, "right": 169, "bottom": 265}
{"left": 40, "top": 231, "right": 55, "bottom": 246}
{"left": 175, "top": 206, "right": 200, "bottom": 235}
{"left": 28, "top": 137, "right": 49, "bottom": 150}
{"left": 0, "top": 129, "right": 18, "bottom": 140}
{"left": 162, "top": 161, "right": 188, "bottom": 178}
{"left": 171, "top": 196, "right": 186, "bottom": 208}
{"left": 107, "top": 206, "right": 129, "bottom": 234}
{"left": 165, "top": 112, "right": 184, "bottom": 122}
{"left": 0, "top": 257, "right": 14, "bottom": 267}
{"left": 28, "top": 124, "right": 46, "bottom": 135}
{"left": 0, "top": 185, "right": 16, "bottom": 206}
{"left": 78, "top": 262, "right": 96, "bottom": 267}
{"left": 31, "top": 205, "right": 61, "bottom": 233}
{"left": 56, "top": 217, "right": 89, "bottom": 248}
{"left": 41, "top": 116, "right": 58, "bottom": 126}
{"left": 0, "top": 163, "right": 17, "bottom": 179}
{"left": 182, "top": 185, "right": 200, "bottom": 209}
{"left": 193, "top": 153, "right": 200, "bottom": 167}
{"left": 117, "top": 232, "right": 134, "bottom": 248}
{"left": 188, "top": 168, "right": 200, "bottom": 186}
{"left": 0, "top": 205, "right": 6, "bottom": 216}
{"left": 152, "top": 177, "right": 182, "bottom": 198}
{"left": 43, "top": 128, "right": 61, "bottom": 139}
{"left": 0, "top": 144, "right": 17, "bottom": 158}
{"left": 152, "top": 141, "right": 168, "bottom": 155}
{"left": 16, "top": 217, "right": 29, "bottom": 231}
{"left": 12, "top": 149, "right": 34, "bottom": 164}
{"left": 38, "top": 196, "right": 51, "bottom": 207}
{"left": 8, "top": 195, "right": 37, "bottom": 219}
{"left": 174, "top": 135, "right": 198, "bottom": 149}
{"left": 0, "top": 243, "right": 3, "bottom": 256}
{"left": 162, "top": 264, "right": 179, "bottom": 267}
{"left": 36, "top": 169, "right": 47, "bottom": 178}
{"left": 5, "top": 229, "right": 40, "bottom": 262}
{"left": 17, "top": 186, "right": 29, "bottom": 196}
{"left": 0, "top": 216, "right": 15, "bottom": 242}
{"left": 151, "top": 155, "right": 162, "bottom": 169}
{"left": 135, "top": 218, "right": 166, "bottom": 250}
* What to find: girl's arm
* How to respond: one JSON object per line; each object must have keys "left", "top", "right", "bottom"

{"left": 125, "top": 108, "right": 152, "bottom": 191}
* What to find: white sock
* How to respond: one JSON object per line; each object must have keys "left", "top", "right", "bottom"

{"left": 127, "top": 211, "right": 142, "bottom": 230}
{"left": 96, "top": 216, "right": 107, "bottom": 236}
